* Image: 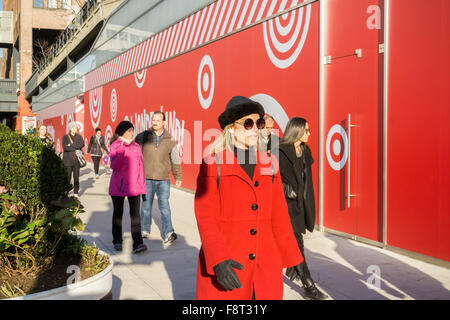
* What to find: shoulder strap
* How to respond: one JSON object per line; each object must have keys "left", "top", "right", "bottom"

{"left": 214, "top": 153, "right": 220, "bottom": 189}
{"left": 267, "top": 152, "right": 275, "bottom": 183}
{"left": 68, "top": 134, "right": 73, "bottom": 144}
{"left": 141, "top": 130, "right": 150, "bottom": 153}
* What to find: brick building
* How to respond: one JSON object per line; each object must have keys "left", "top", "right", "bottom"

{"left": 0, "top": 0, "right": 85, "bottom": 131}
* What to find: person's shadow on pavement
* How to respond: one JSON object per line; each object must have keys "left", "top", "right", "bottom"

{"left": 79, "top": 199, "right": 199, "bottom": 300}
{"left": 284, "top": 233, "right": 450, "bottom": 300}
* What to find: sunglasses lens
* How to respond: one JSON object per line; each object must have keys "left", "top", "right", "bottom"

{"left": 256, "top": 118, "right": 265, "bottom": 129}
{"left": 243, "top": 118, "right": 254, "bottom": 130}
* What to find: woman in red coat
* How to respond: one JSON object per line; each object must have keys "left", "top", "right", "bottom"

{"left": 194, "top": 96, "right": 303, "bottom": 300}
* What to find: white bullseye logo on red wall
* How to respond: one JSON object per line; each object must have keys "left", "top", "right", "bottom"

{"left": 250, "top": 94, "right": 289, "bottom": 132}
{"left": 262, "top": 1, "right": 311, "bottom": 69}
{"left": 197, "top": 55, "right": 215, "bottom": 110}
{"left": 134, "top": 69, "right": 147, "bottom": 88}
{"left": 110, "top": 88, "right": 117, "bottom": 123}
{"left": 89, "top": 87, "right": 103, "bottom": 129}
{"left": 105, "top": 125, "right": 113, "bottom": 146}
{"left": 326, "top": 124, "right": 348, "bottom": 171}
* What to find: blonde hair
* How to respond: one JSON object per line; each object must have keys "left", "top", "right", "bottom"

{"left": 37, "top": 124, "right": 53, "bottom": 140}
{"left": 209, "top": 123, "right": 262, "bottom": 155}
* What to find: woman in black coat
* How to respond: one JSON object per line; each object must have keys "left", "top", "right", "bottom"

{"left": 279, "top": 117, "right": 328, "bottom": 300}
{"left": 87, "top": 127, "right": 109, "bottom": 179}
{"left": 62, "top": 122, "right": 85, "bottom": 197}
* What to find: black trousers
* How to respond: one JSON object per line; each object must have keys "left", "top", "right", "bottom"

{"left": 111, "top": 195, "right": 143, "bottom": 250}
{"left": 65, "top": 162, "right": 80, "bottom": 194}
{"left": 92, "top": 155, "right": 102, "bottom": 175}
{"left": 294, "top": 232, "right": 312, "bottom": 281}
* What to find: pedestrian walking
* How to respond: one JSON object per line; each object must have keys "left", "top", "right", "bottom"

{"left": 62, "top": 122, "right": 84, "bottom": 197}
{"left": 194, "top": 96, "right": 303, "bottom": 300}
{"left": 260, "top": 114, "right": 279, "bottom": 157}
{"left": 109, "top": 121, "right": 147, "bottom": 254}
{"left": 135, "top": 111, "right": 182, "bottom": 244}
{"left": 87, "top": 127, "right": 109, "bottom": 179}
{"left": 37, "top": 124, "right": 53, "bottom": 145}
{"left": 279, "top": 117, "right": 328, "bottom": 300}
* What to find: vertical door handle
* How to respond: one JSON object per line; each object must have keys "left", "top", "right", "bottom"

{"left": 347, "top": 113, "right": 357, "bottom": 208}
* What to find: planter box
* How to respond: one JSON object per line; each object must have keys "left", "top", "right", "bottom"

{"left": 8, "top": 251, "right": 113, "bottom": 300}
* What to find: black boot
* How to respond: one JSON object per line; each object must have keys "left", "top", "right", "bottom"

{"left": 301, "top": 277, "right": 329, "bottom": 300}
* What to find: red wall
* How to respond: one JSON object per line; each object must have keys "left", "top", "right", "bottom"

{"left": 82, "top": 3, "right": 320, "bottom": 192}
{"left": 323, "top": 0, "right": 384, "bottom": 242}
{"left": 387, "top": 0, "right": 450, "bottom": 261}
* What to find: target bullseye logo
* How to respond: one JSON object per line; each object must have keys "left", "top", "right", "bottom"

{"left": 197, "top": 55, "right": 215, "bottom": 110}
{"left": 89, "top": 87, "right": 103, "bottom": 129}
{"left": 105, "top": 125, "right": 113, "bottom": 146}
{"left": 134, "top": 69, "right": 147, "bottom": 88}
{"left": 110, "top": 88, "right": 118, "bottom": 123}
{"left": 326, "top": 124, "right": 348, "bottom": 171}
{"left": 262, "top": 1, "right": 311, "bottom": 69}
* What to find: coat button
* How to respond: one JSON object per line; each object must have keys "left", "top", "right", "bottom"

{"left": 251, "top": 204, "right": 258, "bottom": 210}
{"left": 250, "top": 229, "right": 257, "bottom": 235}
{"left": 249, "top": 253, "right": 255, "bottom": 260}
{"left": 254, "top": 181, "right": 259, "bottom": 187}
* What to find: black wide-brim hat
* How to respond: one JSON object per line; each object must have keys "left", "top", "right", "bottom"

{"left": 218, "top": 96, "right": 265, "bottom": 129}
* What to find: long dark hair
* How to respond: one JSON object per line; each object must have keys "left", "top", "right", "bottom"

{"left": 280, "top": 117, "right": 308, "bottom": 150}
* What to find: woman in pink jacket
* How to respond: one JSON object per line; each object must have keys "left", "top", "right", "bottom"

{"left": 109, "top": 121, "right": 147, "bottom": 254}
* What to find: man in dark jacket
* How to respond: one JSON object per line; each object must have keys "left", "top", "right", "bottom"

{"left": 62, "top": 122, "right": 85, "bottom": 196}
{"left": 87, "top": 127, "right": 109, "bottom": 179}
{"left": 135, "top": 111, "right": 182, "bottom": 244}
{"left": 260, "top": 114, "right": 280, "bottom": 158}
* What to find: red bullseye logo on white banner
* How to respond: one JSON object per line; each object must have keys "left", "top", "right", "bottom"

{"left": 110, "top": 88, "right": 117, "bottom": 123}
{"left": 262, "top": 1, "right": 311, "bottom": 69}
{"left": 326, "top": 124, "right": 348, "bottom": 171}
{"left": 134, "top": 69, "right": 147, "bottom": 88}
{"left": 197, "top": 55, "right": 214, "bottom": 110}
{"left": 89, "top": 87, "right": 103, "bottom": 129}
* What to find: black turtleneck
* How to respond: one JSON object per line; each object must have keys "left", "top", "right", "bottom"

{"left": 233, "top": 146, "right": 256, "bottom": 180}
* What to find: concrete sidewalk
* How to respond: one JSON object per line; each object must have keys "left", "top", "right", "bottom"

{"left": 75, "top": 163, "right": 450, "bottom": 300}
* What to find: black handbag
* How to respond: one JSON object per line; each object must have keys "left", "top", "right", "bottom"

{"left": 69, "top": 135, "right": 86, "bottom": 168}
{"left": 282, "top": 182, "right": 297, "bottom": 200}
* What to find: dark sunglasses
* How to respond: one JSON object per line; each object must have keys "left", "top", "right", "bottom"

{"left": 235, "top": 118, "right": 266, "bottom": 130}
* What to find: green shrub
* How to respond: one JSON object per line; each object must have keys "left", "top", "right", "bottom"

{"left": 0, "top": 124, "right": 71, "bottom": 208}
{"left": 0, "top": 124, "right": 85, "bottom": 276}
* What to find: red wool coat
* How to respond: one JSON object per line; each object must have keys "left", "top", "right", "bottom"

{"left": 194, "top": 149, "right": 303, "bottom": 300}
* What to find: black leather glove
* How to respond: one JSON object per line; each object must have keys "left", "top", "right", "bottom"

{"left": 213, "top": 259, "right": 244, "bottom": 290}
{"left": 286, "top": 266, "right": 300, "bottom": 281}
